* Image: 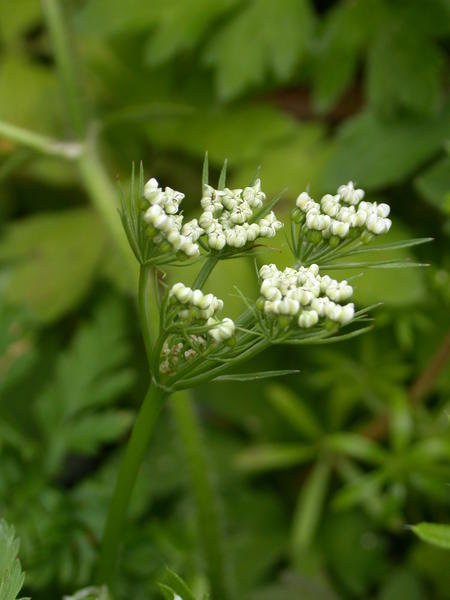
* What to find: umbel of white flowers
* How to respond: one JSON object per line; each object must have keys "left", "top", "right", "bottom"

{"left": 169, "top": 283, "right": 235, "bottom": 341}
{"left": 142, "top": 177, "right": 283, "bottom": 258}
{"left": 160, "top": 283, "right": 236, "bottom": 374}
{"left": 198, "top": 180, "right": 283, "bottom": 250}
{"left": 257, "top": 263, "right": 355, "bottom": 327}
{"left": 293, "top": 181, "right": 391, "bottom": 244}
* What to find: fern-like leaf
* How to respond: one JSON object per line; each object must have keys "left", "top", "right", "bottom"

{"left": 34, "top": 298, "right": 135, "bottom": 474}
{"left": 0, "top": 520, "right": 29, "bottom": 600}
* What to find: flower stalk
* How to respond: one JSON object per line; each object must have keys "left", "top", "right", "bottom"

{"left": 96, "top": 381, "right": 167, "bottom": 586}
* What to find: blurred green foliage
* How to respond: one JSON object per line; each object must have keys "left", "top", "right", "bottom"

{"left": 0, "top": 0, "right": 449, "bottom": 598}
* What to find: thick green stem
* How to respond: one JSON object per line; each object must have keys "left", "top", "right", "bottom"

{"left": 96, "top": 382, "right": 167, "bottom": 587}
{"left": 172, "top": 392, "right": 235, "bottom": 600}
{"left": 0, "top": 120, "right": 81, "bottom": 158}
{"left": 41, "top": 0, "right": 86, "bottom": 137}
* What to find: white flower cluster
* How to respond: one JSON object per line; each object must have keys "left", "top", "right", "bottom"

{"left": 169, "top": 283, "right": 235, "bottom": 342}
{"left": 296, "top": 181, "right": 391, "bottom": 240}
{"left": 143, "top": 178, "right": 201, "bottom": 257}
{"left": 199, "top": 180, "right": 283, "bottom": 250}
{"left": 258, "top": 263, "right": 355, "bottom": 327}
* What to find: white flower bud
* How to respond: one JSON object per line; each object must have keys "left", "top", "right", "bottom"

{"left": 320, "top": 194, "right": 340, "bottom": 217}
{"left": 337, "top": 206, "right": 356, "bottom": 224}
{"left": 246, "top": 223, "right": 260, "bottom": 241}
{"left": 354, "top": 209, "right": 368, "bottom": 227}
{"left": 167, "top": 230, "right": 182, "bottom": 250}
{"left": 143, "top": 178, "right": 160, "bottom": 199}
{"left": 296, "top": 191, "right": 314, "bottom": 210}
{"left": 144, "top": 203, "right": 162, "bottom": 223}
{"left": 367, "top": 214, "right": 391, "bottom": 234}
{"left": 338, "top": 181, "right": 365, "bottom": 205}
{"left": 191, "top": 289, "right": 205, "bottom": 307}
{"left": 208, "top": 317, "right": 235, "bottom": 342}
{"left": 261, "top": 279, "right": 282, "bottom": 301}
{"left": 278, "top": 298, "right": 300, "bottom": 315}
{"left": 208, "top": 231, "right": 226, "bottom": 250}
{"left": 330, "top": 220, "right": 350, "bottom": 238}
{"left": 259, "top": 264, "right": 277, "bottom": 279}
{"left": 377, "top": 203, "right": 390, "bottom": 218}
{"left": 243, "top": 179, "right": 265, "bottom": 207}
{"left": 298, "top": 310, "right": 319, "bottom": 328}
{"left": 325, "top": 301, "right": 342, "bottom": 321}
{"left": 306, "top": 212, "right": 331, "bottom": 231}
{"left": 199, "top": 211, "right": 215, "bottom": 230}
{"left": 339, "top": 303, "right": 355, "bottom": 324}
{"left": 170, "top": 283, "right": 193, "bottom": 304}
{"left": 311, "top": 297, "right": 328, "bottom": 317}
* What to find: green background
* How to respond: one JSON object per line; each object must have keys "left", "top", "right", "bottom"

{"left": 0, "top": 0, "right": 449, "bottom": 598}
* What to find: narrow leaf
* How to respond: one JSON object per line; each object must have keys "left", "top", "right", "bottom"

{"left": 202, "top": 151, "right": 209, "bottom": 189}
{"left": 320, "top": 260, "right": 429, "bottom": 269}
{"left": 248, "top": 164, "right": 261, "bottom": 185}
{"left": 292, "top": 460, "right": 331, "bottom": 553}
{"left": 348, "top": 237, "right": 433, "bottom": 254}
{"left": 251, "top": 188, "right": 286, "bottom": 222}
{"left": 214, "top": 369, "right": 299, "bottom": 382}
{"left": 325, "top": 432, "right": 387, "bottom": 464}
{"left": 236, "top": 443, "right": 315, "bottom": 472}
{"left": 266, "top": 383, "right": 322, "bottom": 439}
{"left": 332, "top": 470, "right": 388, "bottom": 511}
{"left": 411, "top": 522, "right": 450, "bottom": 550}
{"left": 159, "top": 569, "right": 196, "bottom": 600}
{"left": 218, "top": 158, "right": 228, "bottom": 190}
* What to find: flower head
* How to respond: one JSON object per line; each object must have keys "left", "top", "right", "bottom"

{"left": 293, "top": 182, "right": 391, "bottom": 249}
{"left": 199, "top": 179, "right": 283, "bottom": 252}
{"left": 257, "top": 263, "right": 355, "bottom": 327}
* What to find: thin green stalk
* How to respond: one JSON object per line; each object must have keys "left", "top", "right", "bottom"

{"left": 193, "top": 256, "right": 219, "bottom": 289}
{"left": 173, "top": 338, "right": 269, "bottom": 388}
{"left": 172, "top": 392, "right": 235, "bottom": 600}
{"left": 0, "top": 120, "right": 81, "bottom": 158}
{"left": 77, "top": 143, "right": 137, "bottom": 277}
{"left": 138, "top": 264, "right": 154, "bottom": 361}
{"left": 96, "top": 382, "right": 167, "bottom": 586}
{"left": 41, "top": 0, "right": 86, "bottom": 137}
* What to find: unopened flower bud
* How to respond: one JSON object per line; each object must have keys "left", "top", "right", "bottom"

{"left": 298, "top": 310, "right": 319, "bottom": 328}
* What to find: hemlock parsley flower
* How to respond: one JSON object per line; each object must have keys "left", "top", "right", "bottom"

{"left": 292, "top": 182, "right": 392, "bottom": 247}
{"left": 198, "top": 180, "right": 283, "bottom": 250}
{"left": 121, "top": 161, "right": 428, "bottom": 387}
{"left": 159, "top": 283, "right": 236, "bottom": 376}
{"left": 257, "top": 263, "right": 355, "bottom": 328}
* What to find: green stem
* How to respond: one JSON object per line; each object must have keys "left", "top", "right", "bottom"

{"left": 193, "top": 255, "right": 219, "bottom": 289}
{"left": 41, "top": 0, "right": 86, "bottom": 137}
{"left": 172, "top": 392, "right": 235, "bottom": 600}
{"left": 76, "top": 142, "right": 137, "bottom": 278}
{"left": 173, "top": 338, "right": 269, "bottom": 389}
{"left": 138, "top": 264, "right": 154, "bottom": 361}
{"left": 96, "top": 382, "right": 167, "bottom": 586}
{"left": 0, "top": 120, "right": 81, "bottom": 158}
